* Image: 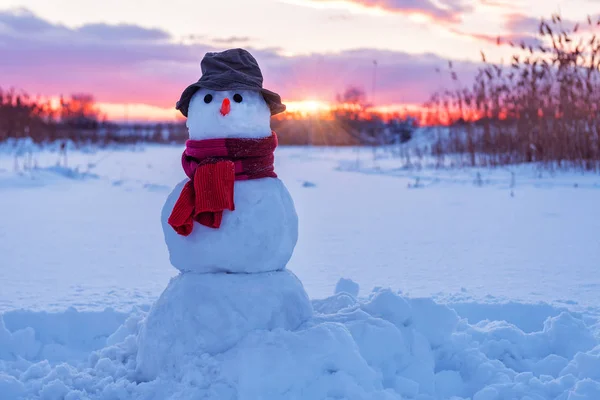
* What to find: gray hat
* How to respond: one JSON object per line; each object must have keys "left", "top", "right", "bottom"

{"left": 176, "top": 48, "right": 286, "bottom": 117}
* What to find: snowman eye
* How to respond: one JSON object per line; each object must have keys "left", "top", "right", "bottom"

{"left": 233, "top": 94, "right": 243, "bottom": 103}
{"left": 203, "top": 94, "right": 213, "bottom": 104}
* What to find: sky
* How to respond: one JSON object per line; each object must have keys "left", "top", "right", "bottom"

{"left": 0, "top": 0, "right": 598, "bottom": 121}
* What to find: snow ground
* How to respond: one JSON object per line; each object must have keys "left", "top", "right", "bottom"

{"left": 1, "top": 141, "right": 600, "bottom": 399}
{"left": 1, "top": 143, "right": 599, "bottom": 313}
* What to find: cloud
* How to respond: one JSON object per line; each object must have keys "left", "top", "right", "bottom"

{"left": 211, "top": 36, "right": 252, "bottom": 44}
{"left": 0, "top": 8, "right": 171, "bottom": 41}
{"left": 0, "top": 7, "right": 59, "bottom": 34}
{"left": 259, "top": 49, "right": 480, "bottom": 105}
{"left": 451, "top": 27, "right": 543, "bottom": 49}
{"left": 465, "top": 13, "right": 593, "bottom": 50}
{"left": 504, "top": 13, "right": 600, "bottom": 35}
{"left": 0, "top": 8, "right": 211, "bottom": 107}
{"left": 504, "top": 14, "right": 541, "bottom": 34}
{"left": 77, "top": 23, "right": 171, "bottom": 41}
{"left": 293, "top": 0, "right": 473, "bottom": 24}
{"left": 478, "top": 0, "right": 516, "bottom": 9}
{"left": 0, "top": 8, "right": 481, "bottom": 110}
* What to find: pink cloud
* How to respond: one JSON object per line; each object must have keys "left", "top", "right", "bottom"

{"left": 304, "top": 0, "right": 473, "bottom": 23}
{"left": 504, "top": 14, "right": 542, "bottom": 34}
{"left": 0, "top": 8, "right": 481, "bottom": 112}
{"left": 450, "top": 27, "right": 542, "bottom": 49}
{"left": 504, "top": 13, "right": 600, "bottom": 35}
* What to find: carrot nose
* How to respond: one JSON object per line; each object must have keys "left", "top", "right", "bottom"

{"left": 220, "top": 98, "right": 231, "bottom": 116}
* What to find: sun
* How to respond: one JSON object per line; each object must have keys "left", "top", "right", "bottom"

{"left": 285, "top": 99, "right": 331, "bottom": 115}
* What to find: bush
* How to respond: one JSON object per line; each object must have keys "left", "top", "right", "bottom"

{"left": 426, "top": 13, "right": 600, "bottom": 171}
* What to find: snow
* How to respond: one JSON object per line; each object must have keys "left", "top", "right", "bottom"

{"left": 1, "top": 141, "right": 600, "bottom": 399}
{"left": 136, "top": 270, "right": 312, "bottom": 380}
{"left": 162, "top": 177, "right": 298, "bottom": 273}
{"left": 186, "top": 89, "right": 272, "bottom": 140}
{"left": 2, "top": 144, "right": 599, "bottom": 310}
{"left": 1, "top": 284, "right": 600, "bottom": 399}
{"left": 335, "top": 277, "right": 360, "bottom": 298}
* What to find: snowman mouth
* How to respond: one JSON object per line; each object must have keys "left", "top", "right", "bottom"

{"left": 220, "top": 98, "right": 231, "bottom": 116}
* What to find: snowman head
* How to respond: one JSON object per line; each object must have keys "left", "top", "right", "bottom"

{"left": 186, "top": 88, "right": 272, "bottom": 140}
{"left": 176, "top": 49, "right": 286, "bottom": 140}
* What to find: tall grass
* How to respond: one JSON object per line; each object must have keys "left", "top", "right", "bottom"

{"left": 426, "top": 13, "right": 600, "bottom": 171}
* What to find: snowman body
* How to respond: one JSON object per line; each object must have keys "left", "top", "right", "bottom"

{"left": 160, "top": 89, "right": 299, "bottom": 274}
{"left": 161, "top": 177, "right": 298, "bottom": 273}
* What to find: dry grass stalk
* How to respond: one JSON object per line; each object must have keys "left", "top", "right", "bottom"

{"left": 426, "top": 13, "right": 600, "bottom": 171}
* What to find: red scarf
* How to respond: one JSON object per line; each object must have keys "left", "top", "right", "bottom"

{"left": 168, "top": 132, "right": 278, "bottom": 236}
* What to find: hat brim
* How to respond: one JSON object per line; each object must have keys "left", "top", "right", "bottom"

{"left": 176, "top": 82, "right": 286, "bottom": 117}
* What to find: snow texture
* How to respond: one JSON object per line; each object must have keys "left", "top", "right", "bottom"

{"left": 2, "top": 284, "right": 600, "bottom": 399}
{"left": 186, "top": 89, "right": 272, "bottom": 140}
{"left": 136, "top": 270, "right": 312, "bottom": 380}
{"left": 335, "top": 277, "right": 360, "bottom": 298}
{"left": 161, "top": 177, "right": 298, "bottom": 273}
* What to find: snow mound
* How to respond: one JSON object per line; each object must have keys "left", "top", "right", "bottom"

{"left": 1, "top": 308, "right": 128, "bottom": 364}
{"left": 1, "top": 283, "right": 600, "bottom": 399}
{"left": 136, "top": 270, "right": 313, "bottom": 380}
{"left": 448, "top": 301, "right": 583, "bottom": 333}
{"left": 335, "top": 277, "right": 360, "bottom": 298}
{"left": 161, "top": 178, "right": 299, "bottom": 274}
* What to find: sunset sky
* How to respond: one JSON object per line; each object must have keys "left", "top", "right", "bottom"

{"left": 0, "top": 0, "right": 597, "bottom": 121}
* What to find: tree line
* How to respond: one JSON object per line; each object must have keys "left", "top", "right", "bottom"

{"left": 0, "top": 89, "right": 188, "bottom": 145}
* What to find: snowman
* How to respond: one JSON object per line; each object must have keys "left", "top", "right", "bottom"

{"left": 136, "top": 48, "right": 313, "bottom": 380}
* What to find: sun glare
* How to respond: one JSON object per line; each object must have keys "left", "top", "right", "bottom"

{"left": 285, "top": 100, "right": 331, "bottom": 115}
{"left": 407, "top": 12, "right": 431, "bottom": 24}
{"left": 97, "top": 103, "right": 182, "bottom": 122}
